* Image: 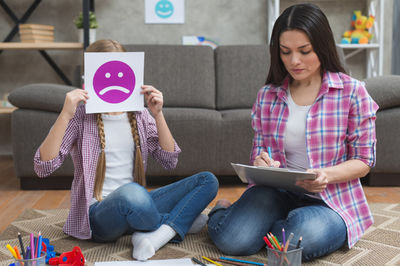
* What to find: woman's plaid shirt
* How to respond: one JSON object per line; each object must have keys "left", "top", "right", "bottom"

{"left": 250, "top": 71, "right": 379, "bottom": 248}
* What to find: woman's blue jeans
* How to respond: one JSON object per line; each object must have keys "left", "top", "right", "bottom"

{"left": 207, "top": 186, "right": 347, "bottom": 261}
{"left": 89, "top": 171, "right": 218, "bottom": 243}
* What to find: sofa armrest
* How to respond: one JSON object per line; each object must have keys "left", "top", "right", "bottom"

{"left": 8, "top": 83, "right": 75, "bottom": 113}
{"left": 364, "top": 75, "right": 400, "bottom": 110}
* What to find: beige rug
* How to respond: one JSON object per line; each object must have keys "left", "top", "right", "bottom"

{"left": 0, "top": 203, "right": 399, "bottom": 266}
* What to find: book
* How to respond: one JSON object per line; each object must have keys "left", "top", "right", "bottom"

{"left": 20, "top": 36, "right": 54, "bottom": 43}
{"left": 19, "top": 29, "right": 54, "bottom": 36}
{"left": 19, "top": 24, "right": 54, "bottom": 31}
{"left": 231, "top": 163, "right": 316, "bottom": 193}
{"left": 20, "top": 34, "right": 54, "bottom": 41}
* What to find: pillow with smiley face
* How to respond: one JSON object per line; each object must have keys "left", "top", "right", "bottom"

{"left": 84, "top": 52, "right": 144, "bottom": 114}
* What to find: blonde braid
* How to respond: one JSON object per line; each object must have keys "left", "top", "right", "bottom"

{"left": 93, "top": 113, "right": 106, "bottom": 201}
{"left": 128, "top": 112, "right": 146, "bottom": 187}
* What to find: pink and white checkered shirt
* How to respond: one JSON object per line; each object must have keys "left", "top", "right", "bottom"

{"left": 34, "top": 106, "right": 181, "bottom": 239}
{"left": 250, "top": 71, "right": 378, "bottom": 248}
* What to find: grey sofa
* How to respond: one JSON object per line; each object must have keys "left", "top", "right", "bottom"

{"left": 8, "top": 45, "right": 400, "bottom": 189}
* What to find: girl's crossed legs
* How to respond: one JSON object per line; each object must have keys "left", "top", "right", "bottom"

{"left": 207, "top": 186, "right": 346, "bottom": 261}
{"left": 89, "top": 171, "right": 218, "bottom": 259}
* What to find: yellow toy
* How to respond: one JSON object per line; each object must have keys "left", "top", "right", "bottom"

{"left": 341, "top": 10, "right": 375, "bottom": 44}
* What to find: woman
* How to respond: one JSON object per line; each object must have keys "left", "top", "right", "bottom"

{"left": 34, "top": 40, "right": 218, "bottom": 261}
{"left": 207, "top": 4, "right": 378, "bottom": 261}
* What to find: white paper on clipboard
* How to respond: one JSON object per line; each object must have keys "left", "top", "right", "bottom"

{"left": 231, "top": 163, "right": 316, "bottom": 193}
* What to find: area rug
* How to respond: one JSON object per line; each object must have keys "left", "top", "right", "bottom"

{"left": 0, "top": 203, "right": 399, "bottom": 266}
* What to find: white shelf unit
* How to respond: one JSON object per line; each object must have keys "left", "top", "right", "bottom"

{"left": 267, "top": 0, "right": 384, "bottom": 78}
{"left": 336, "top": 0, "right": 384, "bottom": 78}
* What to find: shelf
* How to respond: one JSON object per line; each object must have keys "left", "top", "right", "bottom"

{"left": 0, "top": 42, "right": 83, "bottom": 50}
{"left": 337, "top": 43, "right": 380, "bottom": 49}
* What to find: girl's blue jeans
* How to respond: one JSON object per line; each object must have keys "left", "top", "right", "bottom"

{"left": 89, "top": 171, "right": 218, "bottom": 243}
{"left": 207, "top": 185, "right": 347, "bottom": 261}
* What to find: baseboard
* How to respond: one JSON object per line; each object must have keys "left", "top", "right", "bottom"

{"left": 20, "top": 176, "right": 73, "bottom": 190}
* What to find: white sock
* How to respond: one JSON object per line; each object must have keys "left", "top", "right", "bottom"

{"left": 188, "top": 214, "right": 209, "bottom": 234}
{"left": 131, "top": 224, "right": 176, "bottom": 261}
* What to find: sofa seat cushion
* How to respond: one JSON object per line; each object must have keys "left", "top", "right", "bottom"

{"left": 8, "top": 83, "right": 74, "bottom": 113}
{"left": 364, "top": 75, "right": 400, "bottom": 110}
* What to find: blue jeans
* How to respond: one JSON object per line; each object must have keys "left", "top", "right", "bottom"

{"left": 89, "top": 171, "right": 218, "bottom": 243}
{"left": 207, "top": 186, "right": 346, "bottom": 261}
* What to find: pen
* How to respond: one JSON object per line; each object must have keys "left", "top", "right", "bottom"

{"left": 18, "top": 232, "right": 26, "bottom": 259}
{"left": 220, "top": 256, "right": 265, "bottom": 266}
{"left": 30, "top": 233, "right": 35, "bottom": 260}
{"left": 296, "top": 236, "right": 303, "bottom": 249}
{"left": 192, "top": 257, "right": 207, "bottom": 266}
{"left": 13, "top": 246, "right": 22, "bottom": 260}
{"left": 37, "top": 232, "right": 42, "bottom": 258}
{"left": 6, "top": 244, "right": 18, "bottom": 259}
{"left": 267, "top": 146, "right": 272, "bottom": 159}
{"left": 282, "top": 228, "right": 286, "bottom": 247}
{"left": 202, "top": 256, "right": 223, "bottom": 266}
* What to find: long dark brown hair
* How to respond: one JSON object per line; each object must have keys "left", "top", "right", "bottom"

{"left": 266, "top": 3, "right": 346, "bottom": 85}
{"left": 87, "top": 40, "right": 146, "bottom": 201}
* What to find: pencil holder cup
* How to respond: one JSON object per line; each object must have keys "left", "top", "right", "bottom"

{"left": 14, "top": 252, "right": 46, "bottom": 266}
{"left": 266, "top": 244, "right": 302, "bottom": 266}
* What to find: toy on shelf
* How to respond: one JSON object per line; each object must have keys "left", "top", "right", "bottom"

{"left": 48, "top": 246, "right": 85, "bottom": 266}
{"left": 341, "top": 10, "right": 375, "bottom": 44}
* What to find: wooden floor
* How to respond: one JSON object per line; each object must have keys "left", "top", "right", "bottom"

{"left": 1, "top": 155, "right": 400, "bottom": 233}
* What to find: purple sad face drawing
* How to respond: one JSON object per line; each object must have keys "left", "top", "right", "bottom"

{"left": 93, "top": 60, "right": 136, "bottom": 104}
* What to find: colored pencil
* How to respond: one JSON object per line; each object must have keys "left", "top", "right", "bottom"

{"left": 192, "top": 257, "right": 207, "bottom": 266}
{"left": 202, "top": 256, "right": 223, "bottom": 266}
{"left": 219, "top": 256, "right": 266, "bottom": 266}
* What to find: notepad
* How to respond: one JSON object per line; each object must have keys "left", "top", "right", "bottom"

{"left": 94, "top": 258, "right": 213, "bottom": 265}
{"left": 231, "top": 163, "right": 316, "bottom": 193}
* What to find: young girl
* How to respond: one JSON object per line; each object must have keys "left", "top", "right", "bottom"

{"left": 34, "top": 39, "right": 218, "bottom": 261}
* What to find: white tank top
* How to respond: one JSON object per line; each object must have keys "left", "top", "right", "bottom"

{"left": 91, "top": 113, "right": 134, "bottom": 205}
{"left": 284, "top": 89, "right": 311, "bottom": 171}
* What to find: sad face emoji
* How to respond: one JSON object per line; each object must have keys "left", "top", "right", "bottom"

{"left": 93, "top": 60, "right": 136, "bottom": 104}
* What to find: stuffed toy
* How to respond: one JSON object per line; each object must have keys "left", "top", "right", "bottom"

{"left": 341, "top": 10, "right": 375, "bottom": 44}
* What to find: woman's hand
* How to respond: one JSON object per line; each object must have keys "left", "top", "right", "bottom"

{"left": 61, "top": 89, "right": 89, "bottom": 121}
{"left": 253, "top": 152, "right": 280, "bottom": 168}
{"left": 141, "top": 85, "right": 163, "bottom": 118}
{"left": 296, "top": 168, "right": 328, "bottom": 193}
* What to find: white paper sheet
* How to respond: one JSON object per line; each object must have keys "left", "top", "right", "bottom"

{"left": 94, "top": 258, "right": 212, "bottom": 265}
{"left": 84, "top": 52, "right": 144, "bottom": 114}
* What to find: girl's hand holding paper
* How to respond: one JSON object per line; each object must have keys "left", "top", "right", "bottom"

{"left": 141, "top": 85, "right": 163, "bottom": 117}
{"left": 61, "top": 89, "right": 89, "bottom": 120}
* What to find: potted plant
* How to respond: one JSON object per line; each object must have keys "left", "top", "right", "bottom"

{"left": 73, "top": 11, "right": 98, "bottom": 44}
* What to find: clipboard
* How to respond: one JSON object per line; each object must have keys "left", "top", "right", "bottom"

{"left": 231, "top": 163, "right": 316, "bottom": 193}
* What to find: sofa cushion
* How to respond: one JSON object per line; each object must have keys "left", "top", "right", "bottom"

{"left": 364, "top": 75, "right": 400, "bottom": 110}
{"left": 216, "top": 45, "right": 270, "bottom": 110}
{"left": 8, "top": 83, "right": 74, "bottom": 113}
{"left": 124, "top": 45, "right": 216, "bottom": 109}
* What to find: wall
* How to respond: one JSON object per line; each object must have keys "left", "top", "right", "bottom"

{"left": 0, "top": 0, "right": 394, "bottom": 97}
